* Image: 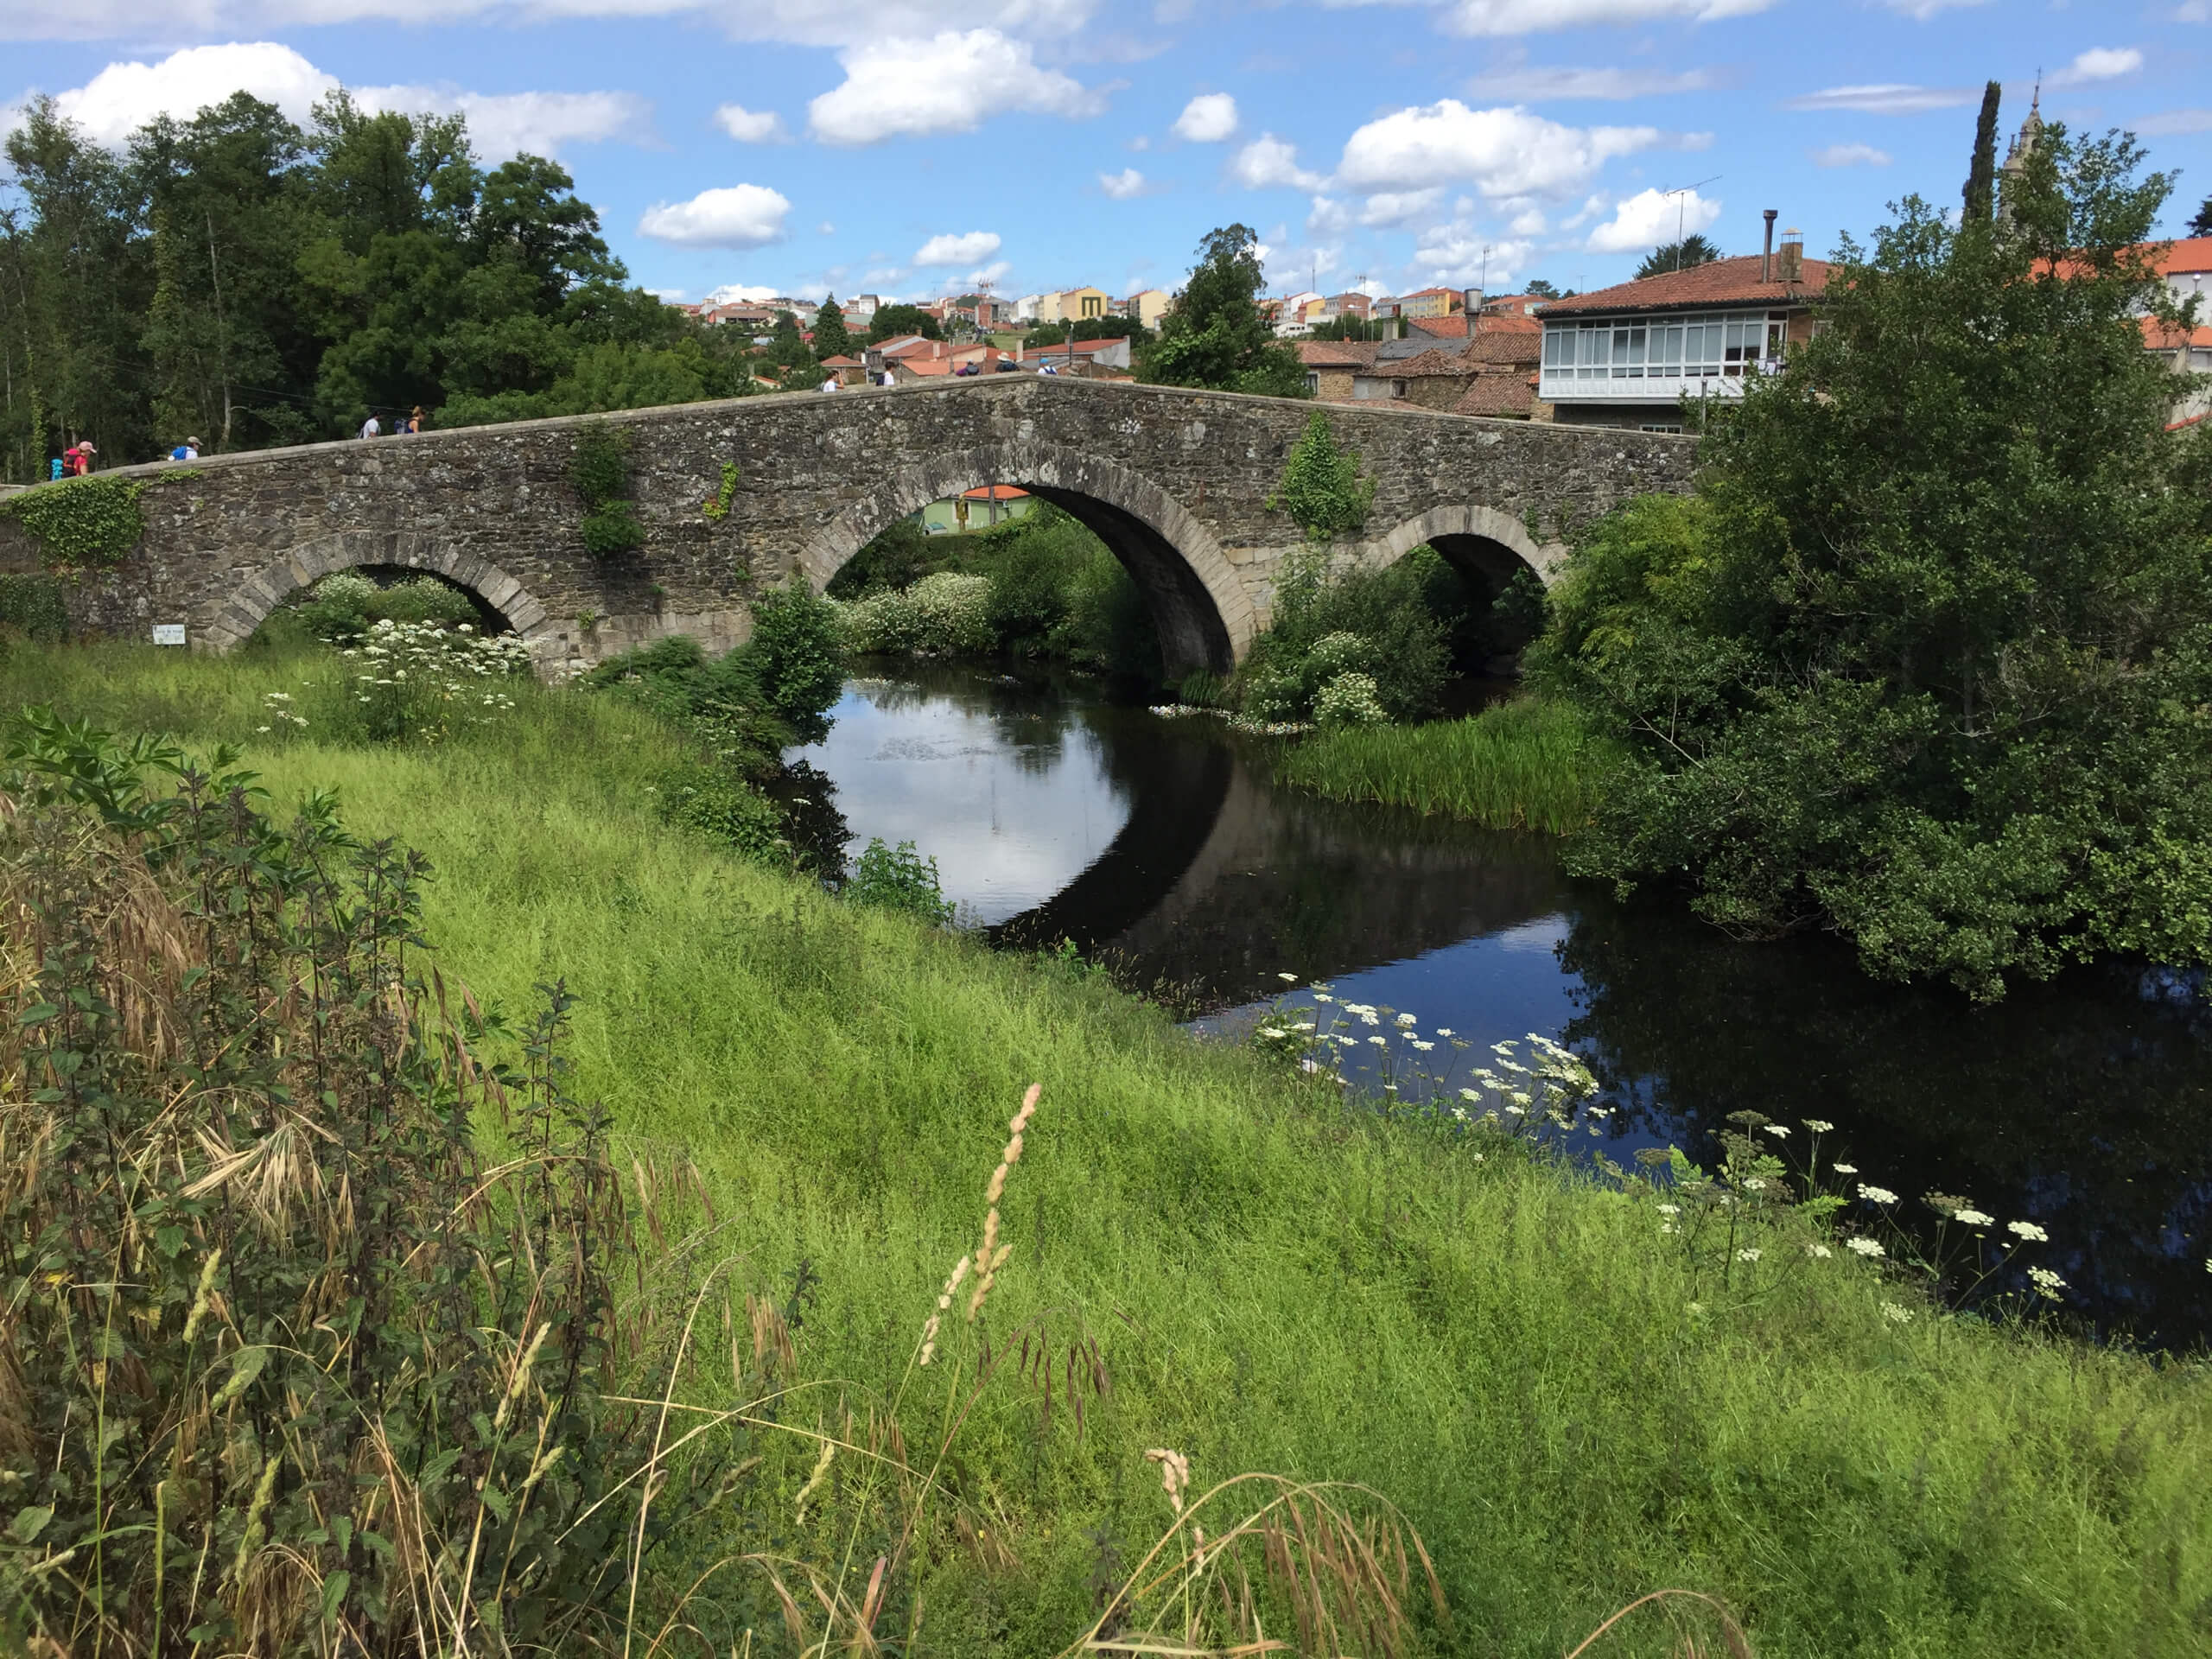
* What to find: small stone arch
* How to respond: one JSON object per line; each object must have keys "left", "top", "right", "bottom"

{"left": 199, "top": 530, "right": 559, "bottom": 659}
{"left": 1367, "top": 503, "right": 1567, "bottom": 590}
{"left": 798, "top": 442, "right": 1251, "bottom": 676}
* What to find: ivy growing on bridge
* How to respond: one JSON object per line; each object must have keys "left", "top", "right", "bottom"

{"left": 569, "top": 421, "right": 645, "bottom": 558}
{"left": 702, "top": 460, "right": 741, "bottom": 521}
{"left": 0, "top": 476, "right": 147, "bottom": 571}
{"left": 1268, "top": 410, "right": 1374, "bottom": 542}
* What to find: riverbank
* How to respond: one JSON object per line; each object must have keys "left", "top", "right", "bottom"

{"left": 7, "top": 640, "right": 2212, "bottom": 1656}
{"left": 1272, "top": 696, "right": 1612, "bottom": 833}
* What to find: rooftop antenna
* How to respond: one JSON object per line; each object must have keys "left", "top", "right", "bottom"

{"left": 1661, "top": 175, "right": 1721, "bottom": 270}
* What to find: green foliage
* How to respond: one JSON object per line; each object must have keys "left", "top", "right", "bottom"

{"left": 1532, "top": 129, "right": 2212, "bottom": 998}
{"left": 0, "top": 574, "right": 68, "bottom": 641}
{"left": 826, "top": 518, "right": 932, "bottom": 596}
{"left": 581, "top": 632, "right": 796, "bottom": 773}
{"left": 569, "top": 419, "right": 645, "bottom": 557}
{"left": 1236, "top": 548, "right": 1447, "bottom": 723}
{"left": 1274, "top": 696, "right": 1612, "bottom": 833}
{"left": 842, "top": 836, "right": 954, "bottom": 923}
{"left": 0, "top": 713, "right": 668, "bottom": 1656}
{"left": 2190, "top": 192, "right": 2211, "bottom": 238}
{"left": 1963, "top": 80, "right": 2004, "bottom": 223}
{"left": 1635, "top": 235, "right": 1721, "bottom": 280}
{"left": 811, "top": 295, "right": 852, "bottom": 359}
{"left": 0, "top": 476, "right": 146, "bottom": 569}
{"left": 314, "top": 616, "right": 531, "bottom": 742}
{"left": 289, "top": 569, "right": 479, "bottom": 644}
{"left": 866, "top": 302, "right": 942, "bottom": 344}
{"left": 739, "top": 583, "right": 847, "bottom": 743}
{"left": 1140, "top": 225, "right": 1307, "bottom": 397}
{"left": 702, "top": 459, "right": 741, "bottom": 520}
{"left": 1268, "top": 409, "right": 1374, "bottom": 540}
{"left": 654, "top": 758, "right": 786, "bottom": 859}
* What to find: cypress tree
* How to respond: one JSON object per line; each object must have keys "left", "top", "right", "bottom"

{"left": 1962, "top": 80, "right": 2002, "bottom": 223}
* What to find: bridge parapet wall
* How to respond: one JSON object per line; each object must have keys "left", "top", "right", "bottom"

{"left": 0, "top": 378, "right": 1694, "bottom": 675}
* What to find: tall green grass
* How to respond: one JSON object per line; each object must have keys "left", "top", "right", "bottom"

{"left": 8, "top": 640, "right": 2212, "bottom": 1655}
{"left": 1274, "top": 696, "right": 1612, "bottom": 832}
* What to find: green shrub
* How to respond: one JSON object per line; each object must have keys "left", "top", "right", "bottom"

{"left": 570, "top": 420, "right": 645, "bottom": 557}
{"left": 580, "top": 634, "right": 791, "bottom": 773}
{"left": 0, "top": 715, "right": 672, "bottom": 1656}
{"left": 739, "top": 583, "right": 846, "bottom": 743}
{"left": 830, "top": 587, "right": 923, "bottom": 655}
{"left": 317, "top": 617, "right": 533, "bottom": 742}
{"left": 1313, "top": 670, "right": 1388, "bottom": 727}
{"left": 842, "top": 836, "right": 954, "bottom": 923}
{"left": 0, "top": 574, "right": 68, "bottom": 641}
{"left": 907, "top": 571, "right": 996, "bottom": 655}
{"left": 370, "top": 574, "right": 479, "bottom": 627}
{"left": 827, "top": 518, "right": 934, "bottom": 596}
{"left": 1268, "top": 409, "right": 1373, "bottom": 540}
{"left": 0, "top": 475, "right": 146, "bottom": 569}
{"left": 1235, "top": 548, "right": 1447, "bottom": 722}
{"left": 654, "top": 759, "right": 786, "bottom": 859}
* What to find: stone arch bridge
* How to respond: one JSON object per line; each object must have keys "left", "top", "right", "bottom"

{"left": 3, "top": 377, "right": 1694, "bottom": 677}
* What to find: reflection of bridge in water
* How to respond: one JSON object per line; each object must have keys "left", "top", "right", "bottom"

{"left": 988, "top": 703, "right": 1566, "bottom": 1013}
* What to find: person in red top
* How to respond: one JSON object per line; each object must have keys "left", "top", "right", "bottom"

{"left": 60, "top": 442, "right": 96, "bottom": 476}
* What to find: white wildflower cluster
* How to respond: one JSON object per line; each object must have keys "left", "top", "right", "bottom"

{"left": 1147, "top": 703, "right": 1313, "bottom": 737}
{"left": 1845, "top": 1237, "right": 1885, "bottom": 1258}
{"left": 1857, "top": 1183, "right": 1900, "bottom": 1206}
{"left": 829, "top": 573, "right": 995, "bottom": 656}
{"left": 2027, "top": 1266, "right": 2068, "bottom": 1301}
{"left": 1880, "top": 1301, "right": 1913, "bottom": 1325}
{"left": 338, "top": 617, "right": 531, "bottom": 734}
{"left": 256, "top": 689, "right": 308, "bottom": 735}
{"left": 1312, "top": 671, "right": 1388, "bottom": 728}
{"left": 2007, "top": 1220, "right": 2050, "bottom": 1243}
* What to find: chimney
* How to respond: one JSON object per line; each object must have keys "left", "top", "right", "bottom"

{"left": 1777, "top": 228, "right": 1804, "bottom": 284}
{"left": 1762, "top": 210, "right": 1778, "bottom": 283}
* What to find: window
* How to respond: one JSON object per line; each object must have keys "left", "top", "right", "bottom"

{"left": 1304, "top": 372, "right": 1319, "bottom": 393}
{"left": 1639, "top": 423, "right": 1683, "bottom": 434}
{"left": 1543, "top": 309, "right": 1794, "bottom": 383}
{"left": 1392, "top": 378, "right": 1408, "bottom": 399}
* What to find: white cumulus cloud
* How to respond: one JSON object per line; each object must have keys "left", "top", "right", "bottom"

{"left": 1813, "top": 142, "right": 1890, "bottom": 168}
{"left": 2053, "top": 46, "right": 2142, "bottom": 86}
{"left": 1584, "top": 185, "right": 1719, "bottom": 253}
{"left": 914, "top": 230, "right": 1002, "bottom": 265}
{"left": 1358, "top": 188, "right": 1446, "bottom": 227}
{"left": 1411, "top": 227, "right": 1533, "bottom": 287}
{"left": 705, "top": 283, "right": 781, "bottom": 303}
{"left": 1336, "top": 100, "right": 1660, "bottom": 198}
{"left": 639, "top": 183, "right": 791, "bottom": 248}
{"left": 1230, "top": 133, "right": 1323, "bottom": 189}
{"left": 1173, "top": 91, "right": 1237, "bottom": 141}
{"left": 714, "top": 102, "right": 788, "bottom": 141}
{"left": 1443, "top": 0, "right": 1771, "bottom": 35}
{"left": 36, "top": 41, "right": 649, "bottom": 157}
{"left": 2136, "top": 108, "right": 2212, "bottom": 134}
{"left": 807, "top": 29, "right": 1106, "bottom": 144}
{"left": 1784, "top": 83, "right": 1974, "bottom": 114}
{"left": 1099, "top": 166, "right": 1147, "bottom": 197}
{"left": 969, "top": 259, "right": 1012, "bottom": 284}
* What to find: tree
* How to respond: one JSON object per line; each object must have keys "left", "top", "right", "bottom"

{"left": 1140, "top": 224, "right": 1306, "bottom": 397}
{"left": 1523, "top": 277, "right": 1561, "bottom": 300}
{"left": 1533, "top": 124, "right": 2212, "bottom": 1000}
{"left": 1962, "top": 79, "right": 2003, "bottom": 224}
{"left": 814, "top": 294, "right": 851, "bottom": 357}
{"left": 868, "top": 302, "right": 941, "bottom": 344}
{"left": 2190, "top": 192, "right": 2212, "bottom": 237}
{"left": 1634, "top": 235, "right": 1720, "bottom": 280}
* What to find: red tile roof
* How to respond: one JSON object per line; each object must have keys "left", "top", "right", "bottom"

{"left": 1462, "top": 329, "right": 1542, "bottom": 365}
{"left": 1452, "top": 372, "right": 1539, "bottom": 418}
{"left": 819, "top": 354, "right": 861, "bottom": 368}
{"left": 2148, "top": 237, "right": 2212, "bottom": 275}
{"left": 960, "top": 485, "right": 1031, "bottom": 500}
{"left": 2143, "top": 318, "right": 2212, "bottom": 350}
{"left": 1389, "top": 347, "right": 1481, "bottom": 378}
{"left": 1408, "top": 315, "right": 1471, "bottom": 340}
{"left": 1540, "top": 254, "right": 1832, "bottom": 317}
{"left": 1296, "top": 340, "right": 1379, "bottom": 368}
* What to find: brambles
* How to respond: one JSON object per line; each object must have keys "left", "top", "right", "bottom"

{"left": 0, "top": 474, "right": 146, "bottom": 569}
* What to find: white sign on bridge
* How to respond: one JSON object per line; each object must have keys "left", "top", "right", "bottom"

{"left": 152, "top": 624, "right": 186, "bottom": 646}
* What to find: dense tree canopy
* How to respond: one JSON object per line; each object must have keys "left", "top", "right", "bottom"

{"left": 1140, "top": 224, "right": 1305, "bottom": 397}
{"left": 1635, "top": 235, "right": 1721, "bottom": 280}
{"left": 866, "top": 303, "right": 941, "bottom": 344}
{"left": 2190, "top": 193, "right": 2212, "bottom": 238}
{"left": 1534, "top": 125, "right": 2212, "bottom": 1000}
{"left": 0, "top": 89, "right": 746, "bottom": 477}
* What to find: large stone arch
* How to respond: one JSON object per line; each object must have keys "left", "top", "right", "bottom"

{"left": 1368, "top": 502, "right": 1567, "bottom": 592}
{"left": 199, "top": 529, "right": 559, "bottom": 658}
{"left": 798, "top": 442, "right": 1250, "bottom": 677}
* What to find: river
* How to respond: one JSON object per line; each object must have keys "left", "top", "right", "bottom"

{"left": 789, "top": 661, "right": 2212, "bottom": 1349}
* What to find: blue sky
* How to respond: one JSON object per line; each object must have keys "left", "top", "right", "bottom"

{"left": 4, "top": 0, "right": 2208, "bottom": 307}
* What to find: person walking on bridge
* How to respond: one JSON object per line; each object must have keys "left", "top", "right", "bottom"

{"left": 169, "top": 436, "right": 200, "bottom": 461}
{"left": 359, "top": 413, "right": 381, "bottom": 440}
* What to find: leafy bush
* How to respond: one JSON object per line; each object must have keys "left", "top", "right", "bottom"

{"left": 654, "top": 758, "right": 787, "bottom": 860}
{"left": 907, "top": 571, "right": 996, "bottom": 655}
{"left": 291, "top": 570, "right": 480, "bottom": 644}
{"left": 1235, "top": 548, "right": 1447, "bottom": 723}
{"left": 1269, "top": 409, "right": 1374, "bottom": 541}
{"left": 0, "top": 715, "right": 670, "bottom": 1656}
{"left": 741, "top": 582, "right": 846, "bottom": 744}
{"left": 0, "top": 574, "right": 68, "bottom": 642}
{"left": 569, "top": 419, "right": 645, "bottom": 557}
{"left": 1313, "top": 670, "right": 1388, "bottom": 727}
{"left": 825, "top": 518, "right": 933, "bottom": 597}
{"left": 842, "top": 836, "right": 955, "bottom": 924}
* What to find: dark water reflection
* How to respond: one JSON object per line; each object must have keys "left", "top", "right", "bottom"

{"left": 791, "top": 664, "right": 2212, "bottom": 1348}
